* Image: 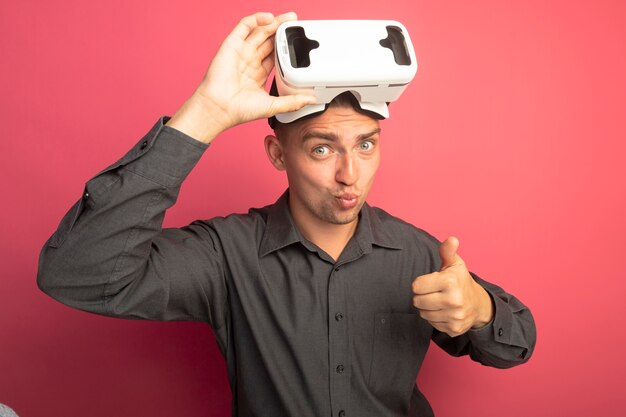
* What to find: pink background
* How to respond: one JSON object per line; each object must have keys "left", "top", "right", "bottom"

{"left": 2, "top": 0, "right": 625, "bottom": 416}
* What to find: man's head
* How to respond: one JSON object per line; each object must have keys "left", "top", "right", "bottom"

{"left": 264, "top": 92, "right": 382, "bottom": 232}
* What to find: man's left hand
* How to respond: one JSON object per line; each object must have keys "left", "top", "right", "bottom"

{"left": 411, "top": 237, "right": 494, "bottom": 337}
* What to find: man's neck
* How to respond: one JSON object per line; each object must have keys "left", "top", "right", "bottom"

{"left": 299, "top": 221, "right": 358, "bottom": 262}
{"left": 289, "top": 207, "right": 359, "bottom": 262}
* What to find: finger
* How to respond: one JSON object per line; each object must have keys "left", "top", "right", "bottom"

{"left": 412, "top": 293, "right": 445, "bottom": 311}
{"left": 429, "top": 321, "right": 452, "bottom": 336}
{"left": 247, "top": 11, "right": 297, "bottom": 54}
{"left": 261, "top": 54, "right": 276, "bottom": 79}
{"left": 439, "top": 236, "right": 461, "bottom": 270}
{"left": 258, "top": 37, "right": 276, "bottom": 62}
{"left": 275, "top": 11, "right": 298, "bottom": 24}
{"left": 417, "top": 309, "right": 450, "bottom": 324}
{"left": 411, "top": 272, "right": 446, "bottom": 295}
{"left": 267, "top": 94, "right": 317, "bottom": 116}
{"left": 246, "top": 19, "right": 281, "bottom": 49}
{"left": 231, "top": 12, "right": 275, "bottom": 41}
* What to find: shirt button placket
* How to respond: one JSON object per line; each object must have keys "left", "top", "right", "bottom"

{"left": 328, "top": 263, "right": 348, "bottom": 417}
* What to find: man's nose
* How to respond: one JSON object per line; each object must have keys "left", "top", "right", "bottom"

{"left": 335, "top": 153, "right": 358, "bottom": 185}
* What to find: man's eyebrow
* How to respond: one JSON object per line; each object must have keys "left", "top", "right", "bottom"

{"left": 358, "top": 128, "right": 381, "bottom": 140}
{"left": 302, "top": 128, "right": 381, "bottom": 142}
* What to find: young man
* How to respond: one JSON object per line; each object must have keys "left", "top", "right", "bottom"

{"left": 38, "top": 12, "right": 535, "bottom": 417}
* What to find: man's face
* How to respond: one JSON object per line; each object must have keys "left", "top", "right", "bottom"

{"left": 268, "top": 105, "right": 381, "bottom": 229}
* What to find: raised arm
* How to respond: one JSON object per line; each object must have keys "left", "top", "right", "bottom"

{"left": 37, "top": 12, "right": 313, "bottom": 327}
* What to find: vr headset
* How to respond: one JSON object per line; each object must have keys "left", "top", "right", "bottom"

{"left": 270, "top": 19, "right": 418, "bottom": 127}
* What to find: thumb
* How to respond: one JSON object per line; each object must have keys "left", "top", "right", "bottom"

{"left": 439, "top": 236, "right": 461, "bottom": 270}
{"left": 268, "top": 94, "right": 317, "bottom": 116}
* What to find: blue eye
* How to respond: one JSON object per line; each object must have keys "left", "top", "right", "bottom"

{"left": 313, "top": 146, "right": 330, "bottom": 156}
{"left": 359, "top": 140, "right": 374, "bottom": 151}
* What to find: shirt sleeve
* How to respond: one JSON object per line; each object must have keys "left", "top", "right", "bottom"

{"left": 37, "top": 117, "right": 229, "bottom": 329}
{"left": 431, "top": 272, "right": 537, "bottom": 369}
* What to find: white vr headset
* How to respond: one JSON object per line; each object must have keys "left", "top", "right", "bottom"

{"left": 271, "top": 19, "right": 418, "bottom": 125}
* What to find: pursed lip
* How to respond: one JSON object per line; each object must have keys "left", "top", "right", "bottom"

{"left": 335, "top": 193, "right": 359, "bottom": 200}
{"left": 335, "top": 193, "right": 359, "bottom": 209}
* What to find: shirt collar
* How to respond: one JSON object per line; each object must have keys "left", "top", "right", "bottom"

{"left": 258, "top": 190, "right": 403, "bottom": 258}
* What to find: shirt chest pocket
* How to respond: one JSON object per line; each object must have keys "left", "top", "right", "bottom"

{"left": 368, "top": 313, "right": 432, "bottom": 402}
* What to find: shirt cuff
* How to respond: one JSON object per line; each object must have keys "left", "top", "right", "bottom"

{"left": 467, "top": 285, "right": 513, "bottom": 346}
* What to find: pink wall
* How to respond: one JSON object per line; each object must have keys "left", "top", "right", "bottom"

{"left": 2, "top": 0, "right": 625, "bottom": 416}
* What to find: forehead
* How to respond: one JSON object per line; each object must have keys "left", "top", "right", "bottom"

{"left": 281, "top": 105, "right": 381, "bottom": 142}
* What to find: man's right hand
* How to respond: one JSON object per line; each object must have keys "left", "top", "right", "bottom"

{"left": 166, "top": 12, "right": 316, "bottom": 144}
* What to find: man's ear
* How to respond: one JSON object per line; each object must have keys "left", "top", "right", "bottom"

{"left": 264, "top": 134, "right": 286, "bottom": 171}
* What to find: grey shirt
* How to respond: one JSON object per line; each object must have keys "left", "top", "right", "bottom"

{"left": 38, "top": 117, "right": 536, "bottom": 417}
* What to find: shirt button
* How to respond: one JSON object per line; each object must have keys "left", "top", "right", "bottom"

{"left": 83, "top": 192, "right": 90, "bottom": 200}
{"left": 338, "top": 411, "right": 345, "bottom": 417}
{"left": 334, "top": 266, "right": 340, "bottom": 272}
{"left": 336, "top": 364, "right": 345, "bottom": 374}
{"left": 498, "top": 328, "right": 504, "bottom": 337}
{"left": 335, "top": 312, "right": 344, "bottom": 321}
{"left": 140, "top": 140, "right": 148, "bottom": 150}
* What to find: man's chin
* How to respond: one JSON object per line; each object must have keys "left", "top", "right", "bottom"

{"left": 327, "top": 207, "right": 362, "bottom": 225}
{"left": 329, "top": 217, "right": 357, "bottom": 225}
